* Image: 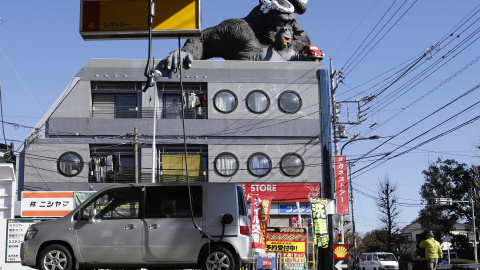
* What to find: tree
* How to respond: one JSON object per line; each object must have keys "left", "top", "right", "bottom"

{"left": 418, "top": 159, "right": 480, "bottom": 239}
{"left": 376, "top": 175, "right": 400, "bottom": 253}
{"left": 362, "top": 229, "right": 389, "bottom": 252}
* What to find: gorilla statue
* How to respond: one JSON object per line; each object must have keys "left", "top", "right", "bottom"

{"left": 163, "top": 0, "right": 319, "bottom": 71}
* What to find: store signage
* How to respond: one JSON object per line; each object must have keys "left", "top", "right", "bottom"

{"left": 334, "top": 156, "right": 349, "bottom": 214}
{"left": 266, "top": 227, "right": 307, "bottom": 253}
{"left": 256, "top": 252, "right": 277, "bottom": 270}
{"left": 310, "top": 198, "right": 329, "bottom": 248}
{"left": 280, "top": 204, "right": 312, "bottom": 214}
{"left": 238, "top": 183, "right": 320, "bottom": 202}
{"left": 21, "top": 191, "right": 75, "bottom": 217}
{"left": 80, "top": 0, "right": 201, "bottom": 40}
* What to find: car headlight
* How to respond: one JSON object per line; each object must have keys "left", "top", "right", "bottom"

{"left": 24, "top": 229, "right": 37, "bottom": 241}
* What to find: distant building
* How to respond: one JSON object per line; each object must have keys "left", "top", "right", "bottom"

{"left": 400, "top": 221, "right": 473, "bottom": 253}
{"left": 15, "top": 59, "right": 332, "bottom": 226}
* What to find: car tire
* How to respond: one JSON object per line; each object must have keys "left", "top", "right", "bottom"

{"left": 200, "top": 246, "right": 235, "bottom": 270}
{"left": 38, "top": 244, "right": 73, "bottom": 270}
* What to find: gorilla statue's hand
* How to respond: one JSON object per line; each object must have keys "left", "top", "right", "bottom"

{"left": 163, "top": 50, "right": 194, "bottom": 71}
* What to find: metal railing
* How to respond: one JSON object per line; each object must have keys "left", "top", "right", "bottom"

{"left": 91, "top": 106, "right": 208, "bottom": 119}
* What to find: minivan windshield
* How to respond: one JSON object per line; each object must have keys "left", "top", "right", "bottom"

{"left": 378, "top": 254, "right": 396, "bottom": 261}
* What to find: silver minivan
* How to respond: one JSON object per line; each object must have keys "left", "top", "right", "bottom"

{"left": 21, "top": 182, "right": 252, "bottom": 270}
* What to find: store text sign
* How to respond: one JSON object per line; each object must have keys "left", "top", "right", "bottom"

{"left": 239, "top": 183, "right": 320, "bottom": 202}
{"left": 266, "top": 227, "right": 307, "bottom": 253}
{"left": 21, "top": 191, "right": 75, "bottom": 217}
{"left": 334, "top": 156, "right": 349, "bottom": 214}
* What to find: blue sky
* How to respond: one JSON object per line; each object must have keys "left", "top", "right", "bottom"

{"left": 1, "top": 1, "right": 480, "bottom": 235}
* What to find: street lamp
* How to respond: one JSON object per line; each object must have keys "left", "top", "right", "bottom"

{"left": 436, "top": 198, "right": 478, "bottom": 263}
{"left": 340, "top": 135, "right": 381, "bottom": 155}
{"left": 340, "top": 134, "right": 380, "bottom": 270}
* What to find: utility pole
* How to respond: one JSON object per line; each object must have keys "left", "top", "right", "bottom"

{"left": 127, "top": 127, "right": 140, "bottom": 183}
{"left": 349, "top": 161, "right": 358, "bottom": 270}
{"left": 330, "top": 59, "right": 345, "bottom": 245}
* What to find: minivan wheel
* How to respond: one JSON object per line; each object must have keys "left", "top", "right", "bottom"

{"left": 38, "top": 244, "right": 73, "bottom": 270}
{"left": 201, "top": 246, "right": 235, "bottom": 270}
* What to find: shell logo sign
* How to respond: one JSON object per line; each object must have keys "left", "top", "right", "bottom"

{"left": 333, "top": 244, "right": 348, "bottom": 260}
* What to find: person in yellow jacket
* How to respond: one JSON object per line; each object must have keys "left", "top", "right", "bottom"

{"left": 419, "top": 231, "right": 443, "bottom": 270}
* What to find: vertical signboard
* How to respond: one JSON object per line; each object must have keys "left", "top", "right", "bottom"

{"left": 334, "top": 156, "right": 349, "bottom": 214}
{"left": 310, "top": 198, "right": 329, "bottom": 248}
{"left": 333, "top": 244, "right": 349, "bottom": 270}
{"left": 251, "top": 195, "right": 273, "bottom": 252}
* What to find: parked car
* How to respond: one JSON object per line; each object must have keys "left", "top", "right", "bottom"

{"left": 21, "top": 182, "right": 252, "bottom": 270}
{"left": 441, "top": 251, "right": 459, "bottom": 264}
{"left": 360, "top": 252, "right": 399, "bottom": 270}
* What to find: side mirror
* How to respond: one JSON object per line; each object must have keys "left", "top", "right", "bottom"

{"left": 221, "top": 213, "right": 234, "bottom": 224}
{"left": 88, "top": 209, "right": 98, "bottom": 224}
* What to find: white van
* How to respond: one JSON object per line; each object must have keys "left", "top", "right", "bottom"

{"left": 21, "top": 182, "right": 252, "bottom": 270}
{"left": 360, "top": 252, "right": 399, "bottom": 270}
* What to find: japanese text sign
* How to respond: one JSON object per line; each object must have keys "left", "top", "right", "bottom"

{"left": 334, "top": 156, "right": 349, "bottom": 214}
{"left": 251, "top": 194, "right": 273, "bottom": 252}
{"left": 21, "top": 191, "right": 75, "bottom": 217}
{"left": 266, "top": 227, "right": 307, "bottom": 253}
{"left": 310, "top": 198, "right": 329, "bottom": 248}
{"left": 256, "top": 252, "right": 277, "bottom": 270}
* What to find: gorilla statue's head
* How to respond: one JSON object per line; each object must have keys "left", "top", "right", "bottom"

{"left": 259, "top": 0, "right": 308, "bottom": 15}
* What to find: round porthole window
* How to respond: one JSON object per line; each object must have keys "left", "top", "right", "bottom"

{"left": 247, "top": 153, "right": 272, "bottom": 177}
{"left": 214, "top": 90, "right": 238, "bottom": 113}
{"left": 57, "top": 152, "right": 83, "bottom": 177}
{"left": 214, "top": 152, "right": 239, "bottom": 177}
{"left": 278, "top": 91, "right": 302, "bottom": 113}
{"left": 280, "top": 153, "right": 304, "bottom": 177}
{"left": 246, "top": 90, "right": 270, "bottom": 114}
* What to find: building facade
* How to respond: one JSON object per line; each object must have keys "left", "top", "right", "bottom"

{"left": 15, "top": 59, "right": 332, "bottom": 226}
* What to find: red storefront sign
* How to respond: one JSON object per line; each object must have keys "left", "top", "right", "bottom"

{"left": 334, "top": 156, "right": 349, "bottom": 214}
{"left": 238, "top": 183, "right": 320, "bottom": 202}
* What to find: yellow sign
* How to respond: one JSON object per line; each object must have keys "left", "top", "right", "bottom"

{"left": 266, "top": 241, "right": 306, "bottom": 253}
{"left": 80, "top": 0, "right": 201, "bottom": 40}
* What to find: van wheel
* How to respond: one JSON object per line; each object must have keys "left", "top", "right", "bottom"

{"left": 200, "top": 246, "right": 235, "bottom": 270}
{"left": 38, "top": 244, "right": 73, "bottom": 270}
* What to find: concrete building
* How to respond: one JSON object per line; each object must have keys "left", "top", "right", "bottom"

{"left": 15, "top": 59, "right": 332, "bottom": 226}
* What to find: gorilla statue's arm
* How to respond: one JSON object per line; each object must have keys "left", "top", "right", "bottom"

{"left": 164, "top": 18, "right": 262, "bottom": 70}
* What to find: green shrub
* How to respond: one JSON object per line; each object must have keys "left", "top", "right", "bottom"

{"left": 452, "top": 258, "right": 475, "bottom": 264}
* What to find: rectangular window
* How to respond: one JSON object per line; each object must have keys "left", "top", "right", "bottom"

{"left": 91, "top": 82, "right": 140, "bottom": 119}
{"left": 144, "top": 186, "right": 202, "bottom": 218}
{"left": 82, "top": 187, "right": 141, "bottom": 220}
{"left": 92, "top": 94, "right": 138, "bottom": 118}
{"left": 89, "top": 145, "right": 136, "bottom": 183}
{"left": 156, "top": 145, "right": 207, "bottom": 182}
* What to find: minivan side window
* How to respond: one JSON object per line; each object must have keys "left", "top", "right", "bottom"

{"left": 144, "top": 186, "right": 202, "bottom": 218}
{"left": 81, "top": 187, "right": 141, "bottom": 219}
{"left": 367, "top": 254, "right": 372, "bottom": 261}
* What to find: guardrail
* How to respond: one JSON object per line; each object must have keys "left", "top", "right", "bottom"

{"left": 437, "top": 263, "right": 480, "bottom": 269}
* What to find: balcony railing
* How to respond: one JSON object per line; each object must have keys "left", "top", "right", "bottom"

{"left": 91, "top": 106, "right": 208, "bottom": 119}
{"left": 88, "top": 169, "right": 208, "bottom": 183}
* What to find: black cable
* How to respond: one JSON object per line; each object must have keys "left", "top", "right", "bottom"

{"left": 340, "top": 0, "right": 398, "bottom": 72}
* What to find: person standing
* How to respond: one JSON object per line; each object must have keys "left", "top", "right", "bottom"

{"left": 419, "top": 231, "right": 443, "bottom": 270}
